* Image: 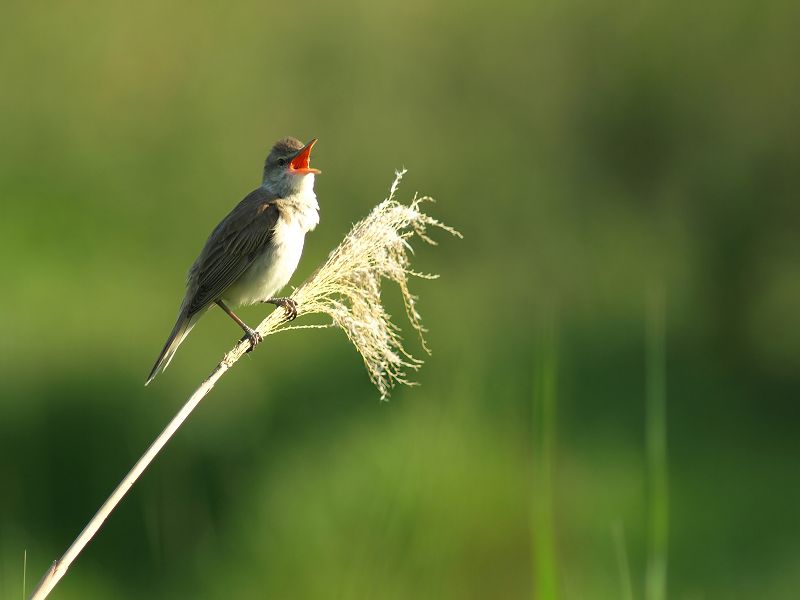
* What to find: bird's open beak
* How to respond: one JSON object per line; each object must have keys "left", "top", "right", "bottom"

{"left": 289, "top": 138, "right": 321, "bottom": 175}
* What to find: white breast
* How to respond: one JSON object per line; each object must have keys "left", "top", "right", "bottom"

{"left": 222, "top": 180, "right": 319, "bottom": 307}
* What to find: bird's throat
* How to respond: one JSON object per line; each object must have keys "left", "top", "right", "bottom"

{"left": 283, "top": 175, "right": 319, "bottom": 232}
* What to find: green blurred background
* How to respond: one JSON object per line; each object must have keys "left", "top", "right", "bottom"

{"left": 1, "top": 0, "right": 799, "bottom": 598}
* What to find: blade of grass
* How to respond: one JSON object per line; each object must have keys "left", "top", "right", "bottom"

{"left": 612, "top": 522, "right": 635, "bottom": 600}
{"left": 532, "top": 316, "right": 558, "bottom": 600}
{"left": 645, "top": 285, "right": 668, "bottom": 600}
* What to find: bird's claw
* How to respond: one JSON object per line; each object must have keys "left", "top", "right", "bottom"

{"left": 281, "top": 298, "right": 298, "bottom": 321}
{"left": 243, "top": 328, "right": 263, "bottom": 352}
{"left": 267, "top": 297, "right": 298, "bottom": 321}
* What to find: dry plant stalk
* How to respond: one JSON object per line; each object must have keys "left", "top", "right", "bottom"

{"left": 269, "top": 169, "right": 460, "bottom": 397}
{"left": 29, "top": 170, "right": 460, "bottom": 600}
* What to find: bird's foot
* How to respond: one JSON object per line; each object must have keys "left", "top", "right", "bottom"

{"left": 242, "top": 327, "right": 263, "bottom": 352}
{"left": 265, "top": 297, "right": 298, "bottom": 321}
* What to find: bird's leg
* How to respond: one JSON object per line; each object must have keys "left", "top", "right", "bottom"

{"left": 263, "top": 297, "right": 298, "bottom": 321}
{"left": 215, "top": 299, "right": 262, "bottom": 350}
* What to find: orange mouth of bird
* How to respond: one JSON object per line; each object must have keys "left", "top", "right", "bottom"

{"left": 289, "top": 138, "right": 321, "bottom": 174}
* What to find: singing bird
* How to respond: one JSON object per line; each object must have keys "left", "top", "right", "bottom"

{"left": 146, "top": 137, "right": 321, "bottom": 385}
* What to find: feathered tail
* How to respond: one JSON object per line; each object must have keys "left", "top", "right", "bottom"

{"left": 145, "top": 312, "right": 198, "bottom": 385}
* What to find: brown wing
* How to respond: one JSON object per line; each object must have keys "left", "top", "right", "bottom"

{"left": 182, "top": 188, "right": 280, "bottom": 317}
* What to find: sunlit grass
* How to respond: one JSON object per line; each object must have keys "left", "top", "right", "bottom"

{"left": 267, "top": 169, "right": 461, "bottom": 399}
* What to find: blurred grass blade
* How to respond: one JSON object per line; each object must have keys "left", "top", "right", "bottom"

{"left": 645, "top": 286, "right": 668, "bottom": 600}
{"left": 532, "top": 317, "right": 558, "bottom": 600}
{"left": 612, "top": 522, "right": 635, "bottom": 600}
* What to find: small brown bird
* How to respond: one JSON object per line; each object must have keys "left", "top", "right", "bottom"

{"left": 146, "top": 137, "right": 321, "bottom": 385}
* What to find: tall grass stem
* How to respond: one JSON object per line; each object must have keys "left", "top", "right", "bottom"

{"left": 532, "top": 316, "right": 558, "bottom": 600}
{"left": 645, "top": 285, "right": 668, "bottom": 600}
{"left": 612, "top": 522, "right": 635, "bottom": 600}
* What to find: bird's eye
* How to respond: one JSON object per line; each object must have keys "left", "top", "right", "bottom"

{"left": 277, "top": 157, "right": 288, "bottom": 166}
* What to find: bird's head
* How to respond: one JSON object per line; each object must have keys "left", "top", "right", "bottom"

{"left": 262, "top": 137, "right": 320, "bottom": 196}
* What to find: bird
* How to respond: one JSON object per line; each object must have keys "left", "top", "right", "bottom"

{"left": 146, "top": 137, "right": 321, "bottom": 385}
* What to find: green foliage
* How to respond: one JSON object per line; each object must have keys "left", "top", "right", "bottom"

{"left": 1, "top": 0, "right": 799, "bottom": 598}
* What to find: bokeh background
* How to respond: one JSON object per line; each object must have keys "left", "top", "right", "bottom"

{"left": 1, "top": 1, "right": 799, "bottom": 598}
